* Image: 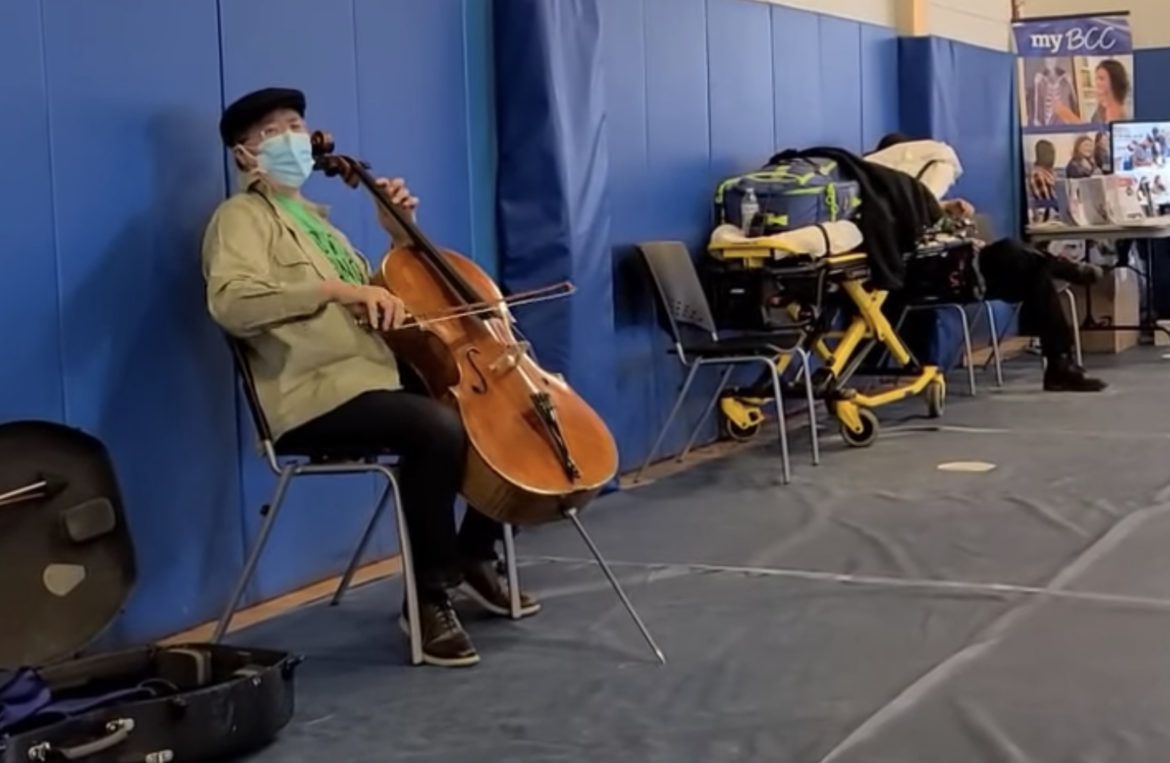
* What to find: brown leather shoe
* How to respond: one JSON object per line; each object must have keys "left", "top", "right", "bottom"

{"left": 399, "top": 595, "right": 480, "bottom": 667}
{"left": 458, "top": 560, "right": 542, "bottom": 618}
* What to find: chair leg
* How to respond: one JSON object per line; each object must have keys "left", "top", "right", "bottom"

{"left": 762, "top": 359, "right": 792, "bottom": 485}
{"left": 796, "top": 349, "right": 820, "bottom": 466}
{"left": 1062, "top": 288, "right": 1084, "bottom": 366}
{"left": 332, "top": 474, "right": 395, "bottom": 607}
{"left": 679, "top": 364, "right": 735, "bottom": 461}
{"left": 946, "top": 304, "right": 977, "bottom": 396}
{"left": 985, "top": 302, "right": 1004, "bottom": 388}
{"left": 635, "top": 364, "right": 701, "bottom": 482}
{"left": 213, "top": 466, "right": 295, "bottom": 643}
{"left": 563, "top": 508, "right": 665, "bottom": 665}
{"left": 503, "top": 522, "right": 522, "bottom": 620}
{"left": 376, "top": 466, "right": 423, "bottom": 666}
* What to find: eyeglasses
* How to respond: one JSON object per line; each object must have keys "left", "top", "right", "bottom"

{"left": 250, "top": 116, "right": 307, "bottom": 144}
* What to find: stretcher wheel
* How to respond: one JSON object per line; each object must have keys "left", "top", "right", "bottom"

{"left": 926, "top": 381, "right": 945, "bottom": 419}
{"left": 840, "top": 408, "right": 879, "bottom": 448}
{"left": 724, "top": 419, "right": 762, "bottom": 441}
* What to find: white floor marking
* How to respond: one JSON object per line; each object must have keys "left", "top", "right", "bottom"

{"left": 937, "top": 461, "right": 997, "bottom": 473}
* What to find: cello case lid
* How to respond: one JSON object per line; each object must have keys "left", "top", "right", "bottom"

{"left": 0, "top": 421, "right": 137, "bottom": 668}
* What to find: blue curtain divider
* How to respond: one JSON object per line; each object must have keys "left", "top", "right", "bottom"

{"left": 493, "top": 0, "right": 620, "bottom": 450}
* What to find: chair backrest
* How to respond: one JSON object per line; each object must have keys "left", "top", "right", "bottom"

{"left": 224, "top": 335, "right": 275, "bottom": 446}
{"left": 636, "top": 241, "right": 719, "bottom": 343}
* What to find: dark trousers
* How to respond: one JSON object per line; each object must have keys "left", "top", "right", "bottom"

{"left": 978, "top": 238, "right": 1074, "bottom": 360}
{"left": 278, "top": 368, "right": 503, "bottom": 597}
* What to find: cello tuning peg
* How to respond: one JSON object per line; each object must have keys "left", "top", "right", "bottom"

{"left": 310, "top": 130, "right": 335, "bottom": 157}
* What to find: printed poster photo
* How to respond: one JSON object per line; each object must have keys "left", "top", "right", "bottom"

{"left": 1013, "top": 13, "right": 1135, "bottom": 221}
{"left": 1023, "top": 132, "right": 1112, "bottom": 221}
{"left": 1017, "top": 55, "right": 1133, "bottom": 127}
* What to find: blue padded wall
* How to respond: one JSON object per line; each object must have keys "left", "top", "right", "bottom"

{"left": 462, "top": 0, "right": 501, "bottom": 282}
{"left": 1135, "top": 48, "right": 1170, "bottom": 121}
{"left": 899, "top": 36, "right": 1021, "bottom": 369}
{"left": 220, "top": 0, "right": 495, "bottom": 602}
{"left": 218, "top": 0, "right": 383, "bottom": 604}
{"left": 899, "top": 37, "right": 1019, "bottom": 239}
{"left": 708, "top": 0, "right": 775, "bottom": 182}
{"left": 861, "top": 24, "right": 902, "bottom": 152}
{"left": 2, "top": 0, "right": 495, "bottom": 641}
{"left": 355, "top": 0, "right": 478, "bottom": 263}
{"left": 37, "top": 0, "right": 241, "bottom": 642}
{"left": 0, "top": 1, "right": 64, "bottom": 423}
{"left": 596, "top": 0, "right": 901, "bottom": 470}
{"left": 600, "top": 0, "right": 660, "bottom": 469}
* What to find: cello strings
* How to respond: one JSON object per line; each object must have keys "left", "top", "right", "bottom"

{"left": 399, "top": 287, "right": 576, "bottom": 330}
{"left": 407, "top": 283, "right": 573, "bottom": 322}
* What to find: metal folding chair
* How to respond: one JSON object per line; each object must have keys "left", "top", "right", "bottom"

{"left": 893, "top": 301, "right": 980, "bottom": 396}
{"left": 212, "top": 337, "right": 425, "bottom": 663}
{"left": 216, "top": 338, "right": 551, "bottom": 664}
{"left": 634, "top": 241, "right": 818, "bottom": 485}
{"left": 218, "top": 338, "right": 663, "bottom": 666}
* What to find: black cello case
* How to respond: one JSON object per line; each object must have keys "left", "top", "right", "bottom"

{"left": 0, "top": 421, "right": 299, "bottom": 762}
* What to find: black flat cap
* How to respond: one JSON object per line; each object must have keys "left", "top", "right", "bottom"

{"left": 219, "top": 87, "right": 306, "bottom": 146}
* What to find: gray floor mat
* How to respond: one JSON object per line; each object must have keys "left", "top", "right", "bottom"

{"left": 231, "top": 351, "right": 1170, "bottom": 762}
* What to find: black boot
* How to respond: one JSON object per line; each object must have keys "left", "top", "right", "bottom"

{"left": 459, "top": 560, "right": 542, "bottom": 618}
{"left": 399, "top": 592, "right": 480, "bottom": 667}
{"left": 1044, "top": 356, "right": 1107, "bottom": 392}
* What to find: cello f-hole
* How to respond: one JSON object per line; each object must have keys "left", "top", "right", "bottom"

{"left": 466, "top": 348, "right": 488, "bottom": 393}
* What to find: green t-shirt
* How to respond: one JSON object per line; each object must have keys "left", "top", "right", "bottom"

{"left": 274, "top": 195, "right": 365, "bottom": 285}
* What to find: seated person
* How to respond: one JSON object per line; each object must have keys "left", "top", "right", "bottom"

{"left": 202, "top": 87, "right": 539, "bottom": 668}
{"left": 872, "top": 133, "right": 1106, "bottom": 393}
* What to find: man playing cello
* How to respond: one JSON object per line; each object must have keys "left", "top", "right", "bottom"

{"left": 202, "top": 87, "right": 539, "bottom": 668}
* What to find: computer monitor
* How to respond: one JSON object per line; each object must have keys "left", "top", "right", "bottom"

{"left": 1110, "top": 120, "right": 1170, "bottom": 215}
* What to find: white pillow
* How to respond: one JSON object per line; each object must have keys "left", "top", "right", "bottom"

{"left": 864, "top": 139, "right": 963, "bottom": 200}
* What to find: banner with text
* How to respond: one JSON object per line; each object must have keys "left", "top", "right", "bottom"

{"left": 1013, "top": 14, "right": 1134, "bottom": 224}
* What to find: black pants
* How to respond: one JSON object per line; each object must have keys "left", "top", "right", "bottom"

{"left": 278, "top": 368, "right": 502, "bottom": 596}
{"left": 978, "top": 238, "right": 1074, "bottom": 359}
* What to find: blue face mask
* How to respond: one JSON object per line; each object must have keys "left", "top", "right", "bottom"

{"left": 256, "top": 131, "right": 315, "bottom": 189}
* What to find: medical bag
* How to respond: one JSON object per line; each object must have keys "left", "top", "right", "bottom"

{"left": 0, "top": 420, "right": 298, "bottom": 763}
{"left": 715, "top": 156, "right": 861, "bottom": 236}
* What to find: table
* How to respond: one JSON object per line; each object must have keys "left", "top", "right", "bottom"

{"left": 1025, "top": 219, "right": 1170, "bottom": 342}
{"left": 1026, "top": 217, "right": 1170, "bottom": 243}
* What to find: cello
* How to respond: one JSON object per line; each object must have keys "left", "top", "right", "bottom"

{"left": 310, "top": 131, "right": 618, "bottom": 527}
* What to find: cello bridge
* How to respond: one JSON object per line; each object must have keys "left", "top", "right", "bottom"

{"left": 489, "top": 341, "right": 531, "bottom": 373}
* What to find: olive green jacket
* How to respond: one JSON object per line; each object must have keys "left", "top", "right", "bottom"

{"left": 202, "top": 176, "right": 404, "bottom": 440}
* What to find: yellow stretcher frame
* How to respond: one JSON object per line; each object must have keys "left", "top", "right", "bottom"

{"left": 708, "top": 243, "right": 946, "bottom": 447}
